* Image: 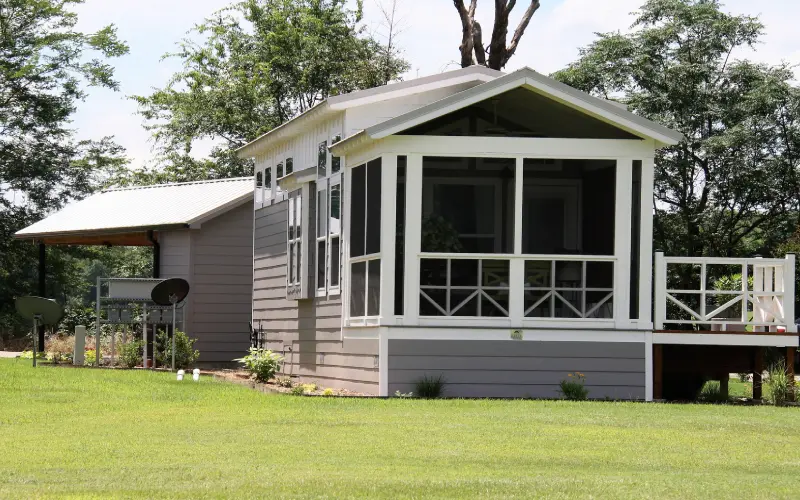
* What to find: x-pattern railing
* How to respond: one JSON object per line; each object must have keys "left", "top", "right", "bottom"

{"left": 524, "top": 259, "right": 614, "bottom": 319}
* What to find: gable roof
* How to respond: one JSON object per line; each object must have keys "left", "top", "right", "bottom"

{"left": 236, "top": 66, "right": 503, "bottom": 159}
{"left": 331, "top": 67, "right": 684, "bottom": 155}
{"left": 15, "top": 177, "right": 254, "bottom": 241}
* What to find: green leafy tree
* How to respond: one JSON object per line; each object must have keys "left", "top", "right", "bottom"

{"left": 125, "top": 0, "right": 409, "bottom": 184}
{"left": 0, "top": 0, "right": 129, "bottom": 339}
{"left": 554, "top": 0, "right": 800, "bottom": 259}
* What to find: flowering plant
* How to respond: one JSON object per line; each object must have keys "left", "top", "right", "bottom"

{"left": 558, "top": 372, "right": 589, "bottom": 400}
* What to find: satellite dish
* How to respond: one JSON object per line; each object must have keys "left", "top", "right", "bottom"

{"left": 150, "top": 278, "right": 190, "bottom": 371}
{"left": 15, "top": 296, "right": 64, "bottom": 368}
{"left": 151, "top": 278, "right": 190, "bottom": 306}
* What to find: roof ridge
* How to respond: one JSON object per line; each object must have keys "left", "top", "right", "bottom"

{"left": 105, "top": 177, "right": 251, "bottom": 193}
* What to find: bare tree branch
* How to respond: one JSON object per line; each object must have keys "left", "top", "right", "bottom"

{"left": 503, "top": 0, "right": 540, "bottom": 67}
{"left": 473, "top": 20, "right": 486, "bottom": 65}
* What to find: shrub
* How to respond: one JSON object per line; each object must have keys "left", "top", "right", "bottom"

{"left": 738, "top": 373, "right": 750, "bottom": 383}
{"left": 274, "top": 376, "right": 293, "bottom": 388}
{"left": 301, "top": 383, "right": 317, "bottom": 394}
{"left": 154, "top": 330, "right": 200, "bottom": 369}
{"left": 697, "top": 381, "right": 729, "bottom": 403}
{"left": 290, "top": 385, "right": 305, "bottom": 396}
{"left": 322, "top": 388, "right": 334, "bottom": 397}
{"left": 84, "top": 349, "right": 97, "bottom": 366}
{"left": 120, "top": 341, "right": 144, "bottom": 369}
{"left": 235, "top": 347, "right": 283, "bottom": 383}
{"left": 558, "top": 372, "right": 589, "bottom": 401}
{"left": 766, "top": 361, "right": 795, "bottom": 406}
{"left": 46, "top": 334, "right": 75, "bottom": 364}
{"left": 414, "top": 374, "right": 446, "bottom": 399}
{"left": 19, "top": 351, "right": 46, "bottom": 360}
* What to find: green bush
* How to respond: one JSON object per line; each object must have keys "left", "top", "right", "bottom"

{"left": 19, "top": 351, "right": 46, "bottom": 360}
{"left": 234, "top": 347, "right": 283, "bottom": 383}
{"left": 697, "top": 381, "right": 729, "bottom": 403}
{"left": 414, "top": 374, "right": 446, "bottom": 399}
{"left": 84, "top": 349, "right": 97, "bottom": 366}
{"left": 120, "top": 341, "right": 144, "bottom": 369}
{"left": 558, "top": 372, "right": 589, "bottom": 401}
{"left": 766, "top": 361, "right": 795, "bottom": 406}
{"left": 154, "top": 330, "right": 200, "bottom": 369}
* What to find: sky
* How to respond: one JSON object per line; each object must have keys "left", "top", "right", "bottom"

{"left": 71, "top": 0, "right": 800, "bottom": 170}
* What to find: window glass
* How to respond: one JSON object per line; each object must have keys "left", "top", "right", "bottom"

{"left": 256, "top": 171, "right": 263, "bottom": 187}
{"left": 286, "top": 192, "right": 302, "bottom": 287}
{"left": 350, "top": 262, "right": 366, "bottom": 317}
{"left": 350, "top": 164, "right": 366, "bottom": 257}
{"left": 367, "top": 260, "right": 381, "bottom": 316}
{"left": 317, "top": 189, "right": 327, "bottom": 238}
{"left": 331, "top": 134, "right": 342, "bottom": 173}
{"left": 330, "top": 184, "right": 340, "bottom": 235}
{"left": 277, "top": 162, "right": 284, "bottom": 179}
{"left": 318, "top": 141, "right": 327, "bottom": 178}
{"left": 265, "top": 167, "right": 272, "bottom": 189}
{"left": 366, "top": 158, "right": 382, "bottom": 255}
{"left": 330, "top": 237, "right": 340, "bottom": 288}
{"left": 317, "top": 240, "right": 326, "bottom": 290}
{"left": 394, "top": 156, "right": 406, "bottom": 315}
{"left": 285, "top": 157, "right": 293, "bottom": 175}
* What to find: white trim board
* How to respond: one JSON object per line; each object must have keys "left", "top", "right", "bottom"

{"left": 653, "top": 333, "right": 799, "bottom": 347}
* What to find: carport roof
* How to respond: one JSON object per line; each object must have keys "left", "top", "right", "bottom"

{"left": 15, "top": 177, "right": 254, "bottom": 246}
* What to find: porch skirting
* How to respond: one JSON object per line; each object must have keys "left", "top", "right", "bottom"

{"left": 387, "top": 339, "right": 646, "bottom": 400}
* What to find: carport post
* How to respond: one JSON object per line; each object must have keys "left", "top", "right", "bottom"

{"left": 37, "top": 242, "right": 46, "bottom": 352}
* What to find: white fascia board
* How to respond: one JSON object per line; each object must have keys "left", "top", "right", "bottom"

{"left": 328, "top": 73, "right": 497, "bottom": 110}
{"left": 236, "top": 102, "right": 333, "bottom": 159}
{"left": 277, "top": 166, "right": 316, "bottom": 192}
{"left": 186, "top": 191, "right": 254, "bottom": 228}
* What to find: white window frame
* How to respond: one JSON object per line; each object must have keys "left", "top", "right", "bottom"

{"left": 345, "top": 156, "right": 382, "bottom": 324}
{"left": 286, "top": 190, "right": 303, "bottom": 290}
{"left": 315, "top": 131, "right": 344, "bottom": 297}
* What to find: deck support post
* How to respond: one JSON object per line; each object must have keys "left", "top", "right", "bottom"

{"left": 653, "top": 343, "right": 663, "bottom": 400}
{"left": 719, "top": 373, "right": 729, "bottom": 399}
{"left": 753, "top": 346, "right": 764, "bottom": 400}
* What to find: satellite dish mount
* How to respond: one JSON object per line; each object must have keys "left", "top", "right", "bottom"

{"left": 151, "top": 278, "right": 190, "bottom": 371}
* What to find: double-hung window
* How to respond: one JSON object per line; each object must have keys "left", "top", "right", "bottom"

{"left": 315, "top": 134, "right": 343, "bottom": 296}
{"left": 287, "top": 190, "right": 302, "bottom": 290}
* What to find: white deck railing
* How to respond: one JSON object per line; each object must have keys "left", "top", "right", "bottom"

{"left": 418, "top": 253, "right": 615, "bottom": 321}
{"left": 654, "top": 252, "right": 796, "bottom": 332}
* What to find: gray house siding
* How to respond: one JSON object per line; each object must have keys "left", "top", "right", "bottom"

{"left": 388, "top": 339, "right": 645, "bottom": 399}
{"left": 190, "top": 202, "right": 253, "bottom": 363}
{"left": 253, "top": 202, "right": 378, "bottom": 394}
{"left": 157, "top": 203, "right": 253, "bottom": 365}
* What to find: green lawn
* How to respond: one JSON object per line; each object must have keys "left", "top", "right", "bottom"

{"left": 1, "top": 360, "right": 798, "bottom": 499}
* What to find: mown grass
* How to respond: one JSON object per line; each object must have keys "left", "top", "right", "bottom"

{"left": 1, "top": 359, "right": 798, "bottom": 499}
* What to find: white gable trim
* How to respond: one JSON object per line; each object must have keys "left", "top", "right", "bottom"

{"left": 365, "top": 68, "right": 683, "bottom": 146}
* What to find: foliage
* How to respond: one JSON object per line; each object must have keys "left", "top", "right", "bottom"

{"left": 4, "top": 359, "right": 800, "bottom": 497}
{"left": 84, "top": 349, "right": 97, "bottom": 366}
{"left": 558, "top": 372, "right": 589, "bottom": 401}
{"left": 120, "top": 341, "right": 145, "bottom": 369}
{"left": 274, "top": 376, "right": 293, "bottom": 388}
{"left": 235, "top": 347, "right": 283, "bottom": 382}
{"left": 697, "top": 381, "right": 729, "bottom": 403}
{"left": 322, "top": 388, "right": 335, "bottom": 397}
{"left": 738, "top": 373, "right": 750, "bottom": 383}
{"left": 414, "top": 374, "right": 446, "bottom": 399}
{"left": 0, "top": 0, "right": 129, "bottom": 337}
{"left": 124, "top": 0, "right": 409, "bottom": 183}
{"left": 554, "top": 0, "right": 800, "bottom": 263}
{"left": 46, "top": 335, "right": 75, "bottom": 364}
{"left": 154, "top": 330, "right": 200, "bottom": 370}
{"left": 421, "top": 215, "right": 464, "bottom": 253}
{"left": 18, "top": 351, "right": 46, "bottom": 360}
{"left": 394, "top": 390, "right": 414, "bottom": 398}
{"left": 301, "top": 383, "right": 318, "bottom": 393}
{"left": 765, "top": 361, "right": 795, "bottom": 406}
{"left": 290, "top": 385, "right": 305, "bottom": 396}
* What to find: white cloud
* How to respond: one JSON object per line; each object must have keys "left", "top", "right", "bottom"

{"left": 69, "top": 0, "right": 800, "bottom": 168}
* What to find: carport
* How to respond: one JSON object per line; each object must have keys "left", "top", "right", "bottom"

{"left": 15, "top": 178, "right": 256, "bottom": 365}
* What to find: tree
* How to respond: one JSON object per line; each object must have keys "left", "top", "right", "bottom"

{"left": 553, "top": 0, "right": 800, "bottom": 259}
{"left": 0, "top": 0, "right": 128, "bottom": 339}
{"left": 127, "top": 0, "right": 409, "bottom": 184}
{"left": 453, "top": 0, "right": 540, "bottom": 70}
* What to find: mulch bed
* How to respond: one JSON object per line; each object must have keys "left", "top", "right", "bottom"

{"left": 208, "top": 369, "right": 370, "bottom": 397}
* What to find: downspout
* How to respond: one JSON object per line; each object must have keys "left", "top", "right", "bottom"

{"left": 148, "top": 230, "right": 160, "bottom": 279}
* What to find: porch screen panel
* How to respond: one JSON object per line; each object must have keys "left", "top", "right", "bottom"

{"left": 350, "top": 165, "right": 366, "bottom": 257}
{"left": 629, "top": 160, "right": 642, "bottom": 320}
{"left": 366, "top": 159, "right": 382, "bottom": 254}
{"left": 395, "top": 157, "right": 407, "bottom": 315}
{"left": 421, "top": 157, "right": 515, "bottom": 254}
